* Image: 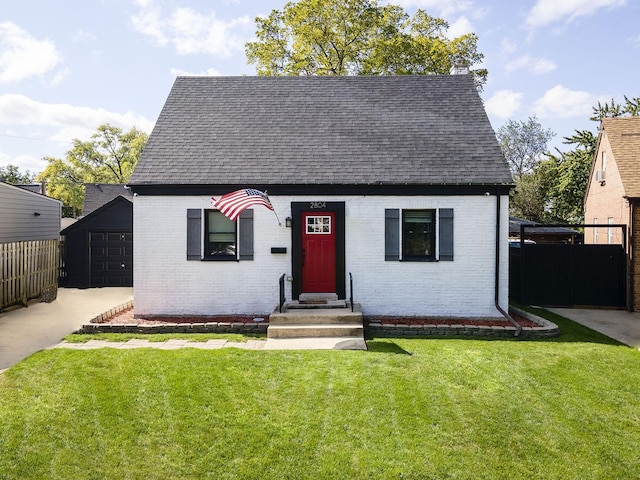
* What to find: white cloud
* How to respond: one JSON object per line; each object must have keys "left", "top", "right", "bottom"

{"left": 0, "top": 22, "right": 63, "bottom": 83}
{"left": 0, "top": 94, "right": 155, "bottom": 171}
{"left": 484, "top": 90, "right": 523, "bottom": 119}
{"left": 170, "top": 67, "right": 222, "bottom": 77}
{"left": 389, "top": 0, "right": 476, "bottom": 17}
{"left": 48, "top": 126, "right": 100, "bottom": 145}
{"left": 447, "top": 16, "right": 474, "bottom": 38}
{"left": 130, "top": 1, "right": 169, "bottom": 46}
{"left": 533, "top": 85, "right": 598, "bottom": 119}
{"left": 501, "top": 37, "right": 518, "bottom": 55}
{"left": 505, "top": 55, "right": 557, "bottom": 75}
{"left": 48, "top": 68, "right": 70, "bottom": 88}
{"left": 130, "top": 1, "right": 251, "bottom": 58}
{"left": 0, "top": 152, "right": 47, "bottom": 173}
{"left": 0, "top": 94, "right": 154, "bottom": 133}
{"left": 630, "top": 34, "right": 640, "bottom": 48}
{"left": 526, "top": 0, "right": 626, "bottom": 28}
{"left": 72, "top": 30, "right": 97, "bottom": 43}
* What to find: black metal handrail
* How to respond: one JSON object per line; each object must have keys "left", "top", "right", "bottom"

{"left": 278, "top": 274, "right": 286, "bottom": 313}
{"left": 349, "top": 272, "right": 354, "bottom": 312}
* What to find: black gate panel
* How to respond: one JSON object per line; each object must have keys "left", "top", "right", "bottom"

{"left": 515, "top": 244, "right": 626, "bottom": 307}
{"left": 90, "top": 232, "right": 133, "bottom": 287}
{"left": 573, "top": 245, "right": 626, "bottom": 307}
{"left": 520, "top": 245, "right": 574, "bottom": 306}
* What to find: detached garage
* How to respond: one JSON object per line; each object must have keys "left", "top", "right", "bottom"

{"left": 61, "top": 185, "right": 133, "bottom": 287}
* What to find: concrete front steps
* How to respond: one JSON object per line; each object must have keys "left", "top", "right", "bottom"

{"left": 267, "top": 293, "right": 366, "bottom": 350}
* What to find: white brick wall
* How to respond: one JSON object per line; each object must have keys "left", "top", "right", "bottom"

{"left": 133, "top": 194, "right": 509, "bottom": 318}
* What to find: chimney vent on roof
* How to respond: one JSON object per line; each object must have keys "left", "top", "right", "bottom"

{"left": 450, "top": 61, "right": 469, "bottom": 75}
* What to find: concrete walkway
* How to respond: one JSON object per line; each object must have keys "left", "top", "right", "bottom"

{"left": 0, "top": 287, "right": 368, "bottom": 373}
{"left": 548, "top": 307, "right": 640, "bottom": 349}
{"left": 49, "top": 337, "right": 367, "bottom": 351}
{"left": 0, "top": 287, "right": 133, "bottom": 371}
{"left": 51, "top": 338, "right": 267, "bottom": 351}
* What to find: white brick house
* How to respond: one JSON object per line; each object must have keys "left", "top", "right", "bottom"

{"left": 129, "top": 75, "right": 513, "bottom": 320}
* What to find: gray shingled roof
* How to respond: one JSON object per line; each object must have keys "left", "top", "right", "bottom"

{"left": 130, "top": 75, "right": 512, "bottom": 186}
{"left": 509, "top": 217, "right": 579, "bottom": 235}
{"left": 83, "top": 183, "right": 132, "bottom": 215}
{"left": 15, "top": 184, "right": 45, "bottom": 194}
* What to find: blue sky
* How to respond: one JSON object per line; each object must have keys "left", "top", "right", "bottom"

{"left": 1, "top": 0, "right": 638, "bottom": 175}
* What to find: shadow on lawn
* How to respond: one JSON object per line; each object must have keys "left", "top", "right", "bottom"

{"left": 366, "top": 340, "right": 412, "bottom": 355}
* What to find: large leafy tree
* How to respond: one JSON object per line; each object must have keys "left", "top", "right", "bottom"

{"left": 37, "top": 124, "right": 148, "bottom": 217}
{"left": 0, "top": 164, "right": 35, "bottom": 184}
{"left": 496, "top": 116, "right": 555, "bottom": 222}
{"left": 245, "top": 0, "right": 487, "bottom": 88}
{"left": 543, "top": 130, "right": 597, "bottom": 223}
{"left": 497, "top": 116, "right": 555, "bottom": 180}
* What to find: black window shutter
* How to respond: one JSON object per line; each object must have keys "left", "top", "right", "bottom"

{"left": 187, "top": 209, "right": 201, "bottom": 260}
{"left": 385, "top": 208, "right": 400, "bottom": 261}
{"left": 238, "top": 209, "right": 254, "bottom": 260}
{"left": 439, "top": 208, "right": 454, "bottom": 261}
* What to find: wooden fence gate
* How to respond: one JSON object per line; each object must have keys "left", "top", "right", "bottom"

{"left": 0, "top": 239, "right": 59, "bottom": 311}
{"left": 510, "top": 224, "right": 627, "bottom": 308}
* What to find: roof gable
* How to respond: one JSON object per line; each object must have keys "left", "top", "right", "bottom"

{"left": 62, "top": 195, "right": 132, "bottom": 235}
{"left": 600, "top": 117, "right": 640, "bottom": 198}
{"left": 130, "top": 75, "right": 512, "bottom": 188}
{"left": 0, "top": 181, "right": 62, "bottom": 204}
{"left": 83, "top": 183, "right": 133, "bottom": 215}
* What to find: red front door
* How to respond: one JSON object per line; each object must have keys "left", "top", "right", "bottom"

{"left": 301, "top": 211, "right": 336, "bottom": 293}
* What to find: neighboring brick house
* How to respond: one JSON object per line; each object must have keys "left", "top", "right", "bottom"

{"left": 584, "top": 116, "right": 640, "bottom": 310}
{"left": 128, "top": 75, "right": 513, "bottom": 320}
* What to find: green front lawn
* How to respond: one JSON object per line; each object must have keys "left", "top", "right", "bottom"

{"left": 1, "top": 310, "right": 639, "bottom": 479}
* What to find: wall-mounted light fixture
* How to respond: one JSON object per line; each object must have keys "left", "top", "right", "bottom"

{"left": 285, "top": 217, "right": 292, "bottom": 228}
{"left": 33, "top": 212, "right": 41, "bottom": 216}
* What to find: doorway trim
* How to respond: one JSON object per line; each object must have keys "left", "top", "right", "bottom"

{"left": 291, "top": 201, "right": 345, "bottom": 300}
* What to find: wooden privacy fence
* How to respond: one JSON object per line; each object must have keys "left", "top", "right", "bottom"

{"left": 1, "top": 239, "right": 59, "bottom": 311}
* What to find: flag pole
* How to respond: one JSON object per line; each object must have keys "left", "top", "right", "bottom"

{"left": 264, "top": 190, "right": 282, "bottom": 226}
{"left": 273, "top": 209, "right": 282, "bottom": 226}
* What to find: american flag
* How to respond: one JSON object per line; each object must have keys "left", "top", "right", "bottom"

{"left": 211, "top": 189, "right": 274, "bottom": 221}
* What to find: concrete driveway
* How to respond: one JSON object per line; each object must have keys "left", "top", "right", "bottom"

{"left": 0, "top": 287, "right": 133, "bottom": 371}
{"left": 548, "top": 307, "right": 640, "bottom": 349}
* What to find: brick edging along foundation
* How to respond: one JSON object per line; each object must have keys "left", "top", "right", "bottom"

{"left": 90, "top": 300, "right": 134, "bottom": 323}
{"left": 79, "top": 304, "right": 557, "bottom": 339}
{"left": 365, "top": 308, "right": 558, "bottom": 339}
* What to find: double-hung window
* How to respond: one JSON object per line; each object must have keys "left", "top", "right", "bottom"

{"left": 385, "top": 208, "right": 454, "bottom": 262}
{"left": 205, "top": 210, "right": 236, "bottom": 258}
{"left": 402, "top": 210, "right": 436, "bottom": 260}
{"left": 186, "top": 208, "right": 254, "bottom": 261}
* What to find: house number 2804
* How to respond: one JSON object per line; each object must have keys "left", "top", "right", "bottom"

{"left": 309, "top": 202, "right": 326, "bottom": 209}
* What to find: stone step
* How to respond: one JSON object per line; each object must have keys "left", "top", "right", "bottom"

{"left": 270, "top": 306, "right": 362, "bottom": 325}
{"left": 287, "top": 300, "right": 347, "bottom": 309}
{"left": 298, "top": 292, "right": 339, "bottom": 303}
{"left": 267, "top": 324, "right": 364, "bottom": 339}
